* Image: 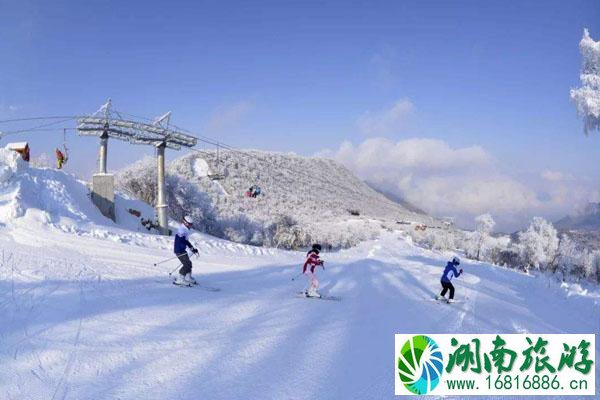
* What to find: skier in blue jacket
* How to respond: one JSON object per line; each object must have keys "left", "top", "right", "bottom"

{"left": 436, "top": 256, "right": 463, "bottom": 303}
{"left": 174, "top": 215, "right": 199, "bottom": 286}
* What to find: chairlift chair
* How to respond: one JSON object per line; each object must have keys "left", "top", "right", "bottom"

{"left": 55, "top": 129, "right": 69, "bottom": 169}
{"left": 208, "top": 143, "right": 225, "bottom": 180}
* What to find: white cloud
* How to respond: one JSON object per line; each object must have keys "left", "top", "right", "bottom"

{"left": 205, "top": 100, "right": 253, "bottom": 133}
{"left": 337, "top": 137, "right": 490, "bottom": 173}
{"left": 357, "top": 99, "right": 414, "bottom": 136}
{"left": 403, "top": 174, "right": 539, "bottom": 217}
{"left": 325, "top": 137, "right": 593, "bottom": 231}
{"left": 540, "top": 170, "right": 573, "bottom": 182}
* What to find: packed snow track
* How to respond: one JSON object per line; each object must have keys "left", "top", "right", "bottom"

{"left": 0, "top": 228, "right": 598, "bottom": 400}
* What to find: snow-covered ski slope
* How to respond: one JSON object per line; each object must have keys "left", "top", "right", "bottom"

{"left": 0, "top": 150, "right": 598, "bottom": 399}
{"left": 1, "top": 226, "right": 598, "bottom": 400}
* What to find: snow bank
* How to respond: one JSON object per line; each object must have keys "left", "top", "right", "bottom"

{"left": 0, "top": 148, "right": 154, "bottom": 233}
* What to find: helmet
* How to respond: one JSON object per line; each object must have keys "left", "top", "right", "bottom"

{"left": 312, "top": 243, "right": 322, "bottom": 252}
{"left": 452, "top": 256, "right": 460, "bottom": 265}
{"left": 183, "top": 215, "right": 194, "bottom": 225}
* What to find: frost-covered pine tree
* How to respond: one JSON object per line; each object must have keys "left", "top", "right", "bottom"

{"left": 518, "top": 217, "right": 559, "bottom": 271}
{"left": 571, "top": 28, "right": 600, "bottom": 134}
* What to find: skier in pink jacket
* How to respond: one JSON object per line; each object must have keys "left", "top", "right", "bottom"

{"left": 303, "top": 244, "right": 325, "bottom": 298}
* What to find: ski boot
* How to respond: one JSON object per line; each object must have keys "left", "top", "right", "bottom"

{"left": 185, "top": 273, "right": 197, "bottom": 285}
{"left": 447, "top": 298, "right": 455, "bottom": 304}
{"left": 174, "top": 273, "right": 193, "bottom": 287}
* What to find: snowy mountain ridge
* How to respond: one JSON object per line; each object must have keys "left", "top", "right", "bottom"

{"left": 556, "top": 202, "right": 600, "bottom": 231}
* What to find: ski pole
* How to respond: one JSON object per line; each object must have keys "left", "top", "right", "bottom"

{"left": 169, "top": 263, "right": 183, "bottom": 277}
{"left": 153, "top": 253, "right": 186, "bottom": 267}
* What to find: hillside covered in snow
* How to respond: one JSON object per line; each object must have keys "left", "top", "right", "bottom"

{"left": 117, "top": 150, "right": 435, "bottom": 249}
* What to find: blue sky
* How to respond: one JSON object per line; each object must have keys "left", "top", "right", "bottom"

{"left": 0, "top": 0, "right": 599, "bottom": 230}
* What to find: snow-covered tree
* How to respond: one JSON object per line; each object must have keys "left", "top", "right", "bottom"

{"left": 471, "top": 213, "right": 495, "bottom": 260}
{"left": 116, "top": 157, "right": 156, "bottom": 204}
{"left": 422, "top": 228, "right": 455, "bottom": 251}
{"left": 593, "top": 251, "right": 600, "bottom": 283}
{"left": 270, "top": 215, "right": 311, "bottom": 249}
{"left": 518, "top": 217, "right": 559, "bottom": 271}
{"left": 581, "top": 251, "right": 593, "bottom": 280}
{"left": 116, "top": 156, "right": 218, "bottom": 233}
{"left": 571, "top": 28, "right": 600, "bottom": 134}
{"left": 581, "top": 250, "right": 600, "bottom": 281}
{"left": 554, "top": 235, "right": 578, "bottom": 276}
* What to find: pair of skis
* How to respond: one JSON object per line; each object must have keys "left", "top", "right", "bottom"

{"left": 426, "top": 297, "right": 466, "bottom": 304}
{"left": 296, "top": 292, "right": 341, "bottom": 302}
{"left": 165, "top": 257, "right": 220, "bottom": 291}
{"left": 172, "top": 279, "right": 221, "bottom": 292}
{"left": 292, "top": 269, "right": 340, "bottom": 301}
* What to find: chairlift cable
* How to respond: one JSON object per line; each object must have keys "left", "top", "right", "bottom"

{"left": 0, "top": 116, "right": 80, "bottom": 124}
{"left": 1, "top": 118, "right": 76, "bottom": 136}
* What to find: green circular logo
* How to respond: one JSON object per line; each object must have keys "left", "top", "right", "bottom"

{"left": 397, "top": 335, "right": 444, "bottom": 394}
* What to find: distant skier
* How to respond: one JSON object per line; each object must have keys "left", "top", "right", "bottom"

{"left": 303, "top": 243, "right": 325, "bottom": 298}
{"left": 436, "top": 256, "right": 463, "bottom": 303}
{"left": 173, "top": 215, "right": 199, "bottom": 286}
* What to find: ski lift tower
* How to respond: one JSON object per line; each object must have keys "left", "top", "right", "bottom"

{"left": 77, "top": 100, "right": 197, "bottom": 235}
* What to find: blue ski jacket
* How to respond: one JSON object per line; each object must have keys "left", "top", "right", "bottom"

{"left": 441, "top": 262, "right": 461, "bottom": 283}
{"left": 174, "top": 224, "right": 194, "bottom": 254}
